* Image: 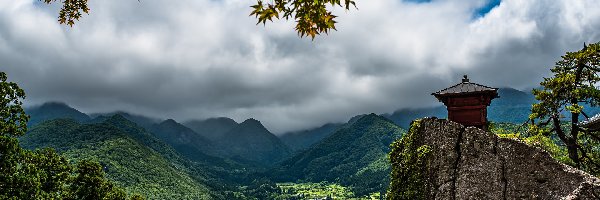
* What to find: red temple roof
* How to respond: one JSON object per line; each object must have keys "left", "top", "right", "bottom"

{"left": 432, "top": 75, "right": 499, "bottom": 100}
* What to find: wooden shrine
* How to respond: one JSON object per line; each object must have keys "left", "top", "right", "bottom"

{"left": 432, "top": 75, "right": 499, "bottom": 130}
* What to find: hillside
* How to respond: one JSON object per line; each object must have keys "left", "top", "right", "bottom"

{"left": 273, "top": 114, "right": 405, "bottom": 195}
{"left": 101, "top": 115, "right": 249, "bottom": 185}
{"left": 487, "top": 87, "right": 537, "bottom": 124}
{"left": 215, "top": 118, "right": 292, "bottom": 166}
{"left": 184, "top": 117, "right": 239, "bottom": 141}
{"left": 25, "top": 102, "right": 90, "bottom": 127}
{"left": 19, "top": 117, "right": 215, "bottom": 199}
{"left": 279, "top": 123, "right": 342, "bottom": 152}
{"left": 90, "top": 111, "right": 161, "bottom": 129}
{"left": 149, "top": 119, "right": 218, "bottom": 160}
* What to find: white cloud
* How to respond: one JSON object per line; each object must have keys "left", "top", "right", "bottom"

{"left": 0, "top": 0, "right": 599, "bottom": 133}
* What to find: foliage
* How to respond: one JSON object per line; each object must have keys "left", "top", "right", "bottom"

{"left": 524, "top": 133, "right": 573, "bottom": 165}
{"left": 250, "top": 0, "right": 356, "bottom": 39}
{"left": 0, "top": 71, "right": 141, "bottom": 199}
{"left": 529, "top": 42, "right": 600, "bottom": 175}
{"left": 489, "top": 122, "right": 524, "bottom": 138}
{"left": 40, "top": 0, "right": 90, "bottom": 26}
{"left": 21, "top": 117, "right": 214, "bottom": 199}
{"left": 276, "top": 182, "right": 383, "bottom": 199}
{"left": 239, "top": 179, "right": 282, "bottom": 200}
{"left": 40, "top": 0, "right": 355, "bottom": 39}
{"left": 490, "top": 122, "right": 574, "bottom": 166}
{"left": 387, "top": 119, "right": 431, "bottom": 200}
{"left": 0, "top": 72, "right": 29, "bottom": 137}
{"left": 69, "top": 160, "right": 128, "bottom": 200}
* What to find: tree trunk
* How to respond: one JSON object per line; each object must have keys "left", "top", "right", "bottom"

{"left": 570, "top": 110, "right": 581, "bottom": 167}
{"left": 568, "top": 63, "right": 585, "bottom": 167}
{"left": 553, "top": 116, "right": 579, "bottom": 166}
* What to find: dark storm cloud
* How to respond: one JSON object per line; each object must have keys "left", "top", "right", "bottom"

{"left": 1, "top": 0, "right": 600, "bottom": 133}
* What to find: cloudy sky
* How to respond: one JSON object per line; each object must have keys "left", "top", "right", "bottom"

{"left": 1, "top": 0, "right": 600, "bottom": 133}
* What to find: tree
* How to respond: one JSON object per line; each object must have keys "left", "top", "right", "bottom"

{"left": 0, "top": 72, "right": 28, "bottom": 137}
{"left": 250, "top": 0, "right": 356, "bottom": 39}
{"left": 69, "top": 160, "right": 128, "bottom": 200}
{"left": 529, "top": 42, "right": 600, "bottom": 174}
{"left": 39, "top": 0, "right": 356, "bottom": 39}
{"left": 40, "top": 0, "right": 90, "bottom": 26}
{"left": 0, "top": 71, "right": 143, "bottom": 199}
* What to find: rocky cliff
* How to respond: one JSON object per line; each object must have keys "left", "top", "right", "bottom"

{"left": 388, "top": 118, "right": 600, "bottom": 199}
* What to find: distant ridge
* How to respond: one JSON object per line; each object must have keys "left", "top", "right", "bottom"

{"left": 149, "top": 118, "right": 217, "bottom": 160}
{"left": 214, "top": 118, "right": 291, "bottom": 166}
{"left": 26, "top": 102, "right": 90, "bottom": 127}
{"left": 279, "top": 123, "right": 342, "bottom": 152}
{"left": 90, "top": 111, "right": 161, "bottom": 129}
{"left": 184, "top": 117, "right": 238, "bottom": 141}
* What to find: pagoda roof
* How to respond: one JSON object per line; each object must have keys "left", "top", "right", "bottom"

{"left": 432, "top": 75, "right": 499, "bottom": 97}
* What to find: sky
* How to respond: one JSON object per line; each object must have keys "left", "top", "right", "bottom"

{"left": 1, "top": 0, "right": 600, "bottom": 133}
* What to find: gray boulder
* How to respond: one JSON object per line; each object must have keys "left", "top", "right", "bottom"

{"left": 389, "top": 118, "right": 600, "bottom": 199}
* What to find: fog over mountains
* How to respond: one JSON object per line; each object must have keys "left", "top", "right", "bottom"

{"left": 4, "top": 0, "right": 600, "bottom": 134}
{"left": 25, "top": 87, "right": 541, "bottom": 135}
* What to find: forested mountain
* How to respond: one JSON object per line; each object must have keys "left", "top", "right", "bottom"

{"left": 487, "top": 87, "right": 537, "bottom": 124}
{"left": 154, "top": 117, "right": 290, "bottom": 166}
{"left": 19, "top": 116, "right": 214, "bottom": 199}
{"left": 184, "top": 117, "right": 239, "bottom": 141}
{"left": 25, "top": 102, "right": 90, "bottom": 127}
{"left": 149, "top": 119, "right": 218, "bottom": 159}
{"left": 19, "top": 94, "right": 557, "bottom": 199}
{"left": 273, "top": 114, "right": 405, "bottom": 196}
{"left": 90, "top": 111, "right": 161, "bottom": 129}
{"left": 383, "top": 106, "right": 446, "bottom": 129}
{"left": 493, "top": 87, "right": 536, "bottom": 105}
{"left": 279, "top": 123, "right": 342, "bottom": 152}
{"left": 213, "top": 118, "right": 292, "bottom": 166}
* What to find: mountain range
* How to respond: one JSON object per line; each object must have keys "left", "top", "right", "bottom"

{"left": 19, "top": 87, "right": 549, "bottom": 198}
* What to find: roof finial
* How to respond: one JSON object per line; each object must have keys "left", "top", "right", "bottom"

{"left": 462, "top": 75, "right": 469, "bottom": 83}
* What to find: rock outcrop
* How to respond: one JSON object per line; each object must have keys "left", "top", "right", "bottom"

{"left": 388, "top": 118, "right": 600, "bottom": 200}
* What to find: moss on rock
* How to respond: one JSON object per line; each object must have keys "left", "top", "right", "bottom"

{"left": 387, "top": 119, "right": 431, "bottom": 200}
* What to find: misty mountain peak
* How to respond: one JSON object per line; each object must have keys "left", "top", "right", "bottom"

{"left": 37, "top": 101, "right": 69, "bottom": 108}
{"left": 238, "top": 118, "right": 273, "bottom": 133}
{"left": 161, "top": 119, "right": 178, "bottom": 125}
{"left": 347, "top": 114, "right": 368, "bottom": 124}
{"left": 108, "top": 114, "right": 128, "bottom": 121}
{"left": 241, "top": 118, "right": 262, "bottom": 126}
{"left": 26, "top": 101, "right": 90, "bottom": 127}
{"left": 353, "top": 113, "right": 390, "bottom": 126}
{"left": 205, "top": 117, "right": 237, "bottom": 124}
